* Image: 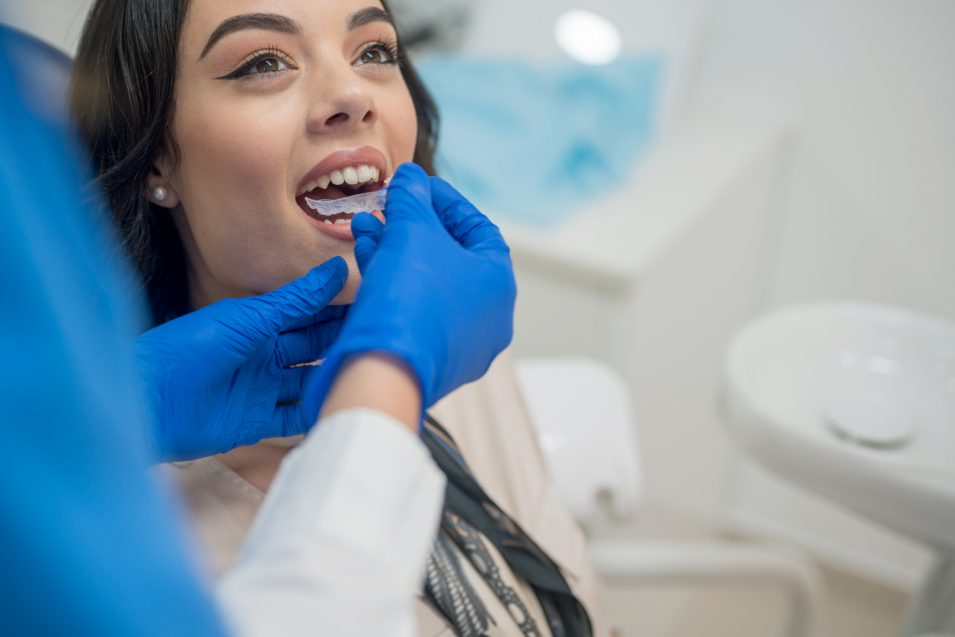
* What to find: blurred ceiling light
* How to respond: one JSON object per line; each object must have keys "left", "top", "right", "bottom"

{"left": 554, "top": 10, "right": 622, "bottom": 65}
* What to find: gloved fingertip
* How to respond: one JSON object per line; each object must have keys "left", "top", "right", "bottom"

{"left": 351, "top": 212, "right": 384, "bottom": 237}
{"left": 390, "top": 163, "right": 431, "bottom": 196}
{"left": 354, "top": 235, "right": 377, "bottom": 276}
{"left": 328, "top": 254, "right": 349, "bottom": 273}
{"left": 274, "top": 405, "right": 309, "bottom": 439}
{"left": 268, "top": 257, "right": 347, "bottom": 328}
{"left": 428, "top": 175, "right": 453, "bottom": 191}
{"left": 307, "top": 254, "right": 345, "bottom": 276}
{"left": 392, "top": 162, "right": 428, "bottom": 183}
{"left": 382, "top": 164, "right": 433, "bottom": 225}
{"left": 428, "top": 176, "right": 467, "bottom": 211}
{"left": 318, "top": 255, "right": 350, "bottom": 285}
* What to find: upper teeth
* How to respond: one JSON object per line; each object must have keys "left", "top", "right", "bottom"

{"left": 299, "top": 164, "right": 380, "bottom": 195}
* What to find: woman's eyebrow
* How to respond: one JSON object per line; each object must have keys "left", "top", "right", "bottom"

{"left": 200, "top": 13, "right": 301, "bottom": 60}
{"left": 347, "top": 7, "right": 395, "bottom": 31}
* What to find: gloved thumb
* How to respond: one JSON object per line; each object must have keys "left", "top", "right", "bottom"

{"left": 237, "top": 257, "right": 349, "bottom": 337}
{"left": 429, "top": 177, "right": 508, "bottom": 255}
{"left": 383, "top": 163, "right": 434, "bottom": 225}
{"left": 352, "top": 213, "right": 384, "bottom": 275}
{"left": 354, "top": 236, "right": 378, "bottom": 276}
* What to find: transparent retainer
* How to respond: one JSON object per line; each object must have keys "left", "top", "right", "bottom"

{"left": 304, "top": 187, "right": 388, "bottom": 217}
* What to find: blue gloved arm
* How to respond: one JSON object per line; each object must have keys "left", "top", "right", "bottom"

{"left": 0, "top": 35, "right": 227, "bottom": 635}
{"left": 135, "top": 258, "right": 348, "bottom": 462}
{"left": 305, "top": 163, "right": 517, "bottom": 418}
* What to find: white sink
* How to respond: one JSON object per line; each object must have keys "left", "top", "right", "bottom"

{"left": 723, "top": 301, "right": 955, "bottom": 551}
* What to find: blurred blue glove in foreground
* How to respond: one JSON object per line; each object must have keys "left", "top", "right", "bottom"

{"left": 306, "top": 163, "right": 516, "bottom": 416}
{"left": 135, "top": 258, "right": 348, "bottom": 461}
{"left": 1, "top": 29, "right": 227, "bottom": 634}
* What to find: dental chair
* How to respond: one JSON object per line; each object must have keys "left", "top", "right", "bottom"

{"left": 515, "top": 357, "right": 824, "bottom": 637}
{"left": 1, "top": 21, "right": 822, "bottom": 636}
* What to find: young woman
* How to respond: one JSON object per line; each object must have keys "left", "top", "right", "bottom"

{"left": 71, "top": 1, "right": 607, "bottom": 635}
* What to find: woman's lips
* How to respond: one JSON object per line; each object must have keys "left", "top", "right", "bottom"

{"left": 296, "top": 176, "right": 387, "bottom": 241}
{"left": 296, "top": 147, "right": 388, "bottom": 197}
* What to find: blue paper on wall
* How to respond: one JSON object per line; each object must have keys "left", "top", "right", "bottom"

{"left": 419, "top": 55, "right": 663, "bottom": 225}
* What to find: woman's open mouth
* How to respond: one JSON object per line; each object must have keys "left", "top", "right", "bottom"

{"left": 295, "top": 163, "right": 385, "bottom": 229}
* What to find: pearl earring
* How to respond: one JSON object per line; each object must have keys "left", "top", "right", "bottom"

{"left": 152, "top": 186, "right": 168, "bottom": 202}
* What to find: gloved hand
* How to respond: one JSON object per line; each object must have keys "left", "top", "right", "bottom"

{"left": 305, "top": 163, "right": 516, "bottom": 418}
{"left": 135, "top": 257, "right": 349, "bottom": 462}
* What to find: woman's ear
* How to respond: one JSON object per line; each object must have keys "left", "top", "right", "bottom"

{"left": 146, "top": 149, "right": 181, "bottom": 209}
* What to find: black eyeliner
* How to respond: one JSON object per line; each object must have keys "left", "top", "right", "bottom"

{"left": 214, "top": 47, "right": 295, "bottom": 80}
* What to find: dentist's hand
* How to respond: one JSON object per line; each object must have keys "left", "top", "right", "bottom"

{"left": 306, "top": 163, "right": 516, "bottom": 418}
{"left": 135, "top": 257, "right": 349, "bottom": 462}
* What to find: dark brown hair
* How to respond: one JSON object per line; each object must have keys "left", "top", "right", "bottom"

{"left": 71, "top": 0, "right": 439, "bottom": 323}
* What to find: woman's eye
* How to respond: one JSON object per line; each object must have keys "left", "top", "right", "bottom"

{"left": 356, "top": 42, "right": 399, "bottom": 66}
{"left": 218, "top": 50, "right": 297, "bottom": 80}
{"left": 239, "top": 53, "right": 294, "bottom": 77}
{"left": 248, "top": 56, "right": 289, "bottom": 75}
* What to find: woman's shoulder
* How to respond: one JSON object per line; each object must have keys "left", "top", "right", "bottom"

{"left": 429, "top": 349, "right": 548, "bottom": 515}
{"left": 428, "top": 349, "right": 589, "bottom": 580}
{"left": 158, "top": 457, "right": 262, "bottom": 577}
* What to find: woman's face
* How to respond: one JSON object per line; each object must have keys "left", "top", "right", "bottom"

{"left": 153, "top": 0, "right": 417, "bottom": 306}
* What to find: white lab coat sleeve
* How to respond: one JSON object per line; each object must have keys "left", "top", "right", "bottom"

{"left": 215, "top": 408, "right": 444, "bottom": 637}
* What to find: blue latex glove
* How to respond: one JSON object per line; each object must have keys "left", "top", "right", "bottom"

{"left": 136, "top": 257, "right": 348, "bottom": 461}
{"left": 306, "top": 163, "right": 516, "bottom": 417}
{"left": 2, "top": 32, "right": 227, "bottom": 633}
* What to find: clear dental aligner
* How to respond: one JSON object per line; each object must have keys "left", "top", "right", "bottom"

{"left": 305, "top": 187, "right": 388, "bottom": 217}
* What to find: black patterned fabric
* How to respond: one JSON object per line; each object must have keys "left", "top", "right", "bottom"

{"left": 421, "top": 416, "right": 593, "bottom": 637}
{"left": 424, "top": 531, "right": 493, "bottom": 637}
{"left": 444, "top": 511, "right": 544, "bottom": 637}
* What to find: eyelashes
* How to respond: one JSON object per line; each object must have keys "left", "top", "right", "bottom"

{"left": 356, "top": 39, "right": 401, "bottom": 66}
{"left": 216, "top": 47, "right": 296, "bottom": 80}
{"left": 216, "top": 39, "right": 401, "bottom": 82}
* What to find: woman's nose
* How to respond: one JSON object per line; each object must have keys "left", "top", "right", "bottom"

{"left": 306, "top": 83, "right": 377, "bottom": 135}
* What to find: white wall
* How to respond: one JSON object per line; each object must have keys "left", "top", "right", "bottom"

{"left": 457, "top": 0, "right": 705, "bottom": 132}
{"left": 688, "top": 0, "right": 954, "bottom": 589}
{"left": 690, "top": 0, "right": 955, "bottom": 321}
{"left": 2, "top": 0, "right": 91, "bottom": 54}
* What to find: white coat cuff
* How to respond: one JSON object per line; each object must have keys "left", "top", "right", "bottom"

{"left": 216, "top": 408, "right": 444, "bottom": 637}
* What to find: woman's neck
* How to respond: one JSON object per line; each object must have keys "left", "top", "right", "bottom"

{"left": 217, "top": 441, "right": 292, "bottom": 492}
{"left": 182, "top": 266, "right": 290, "bottom": 491}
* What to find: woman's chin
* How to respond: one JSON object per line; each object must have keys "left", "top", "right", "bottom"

{"left": 330, "top": 269, "right": 361, "bottom": 305}
{"left": 261, "top": 435, "right": 305, "bottom": 449}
